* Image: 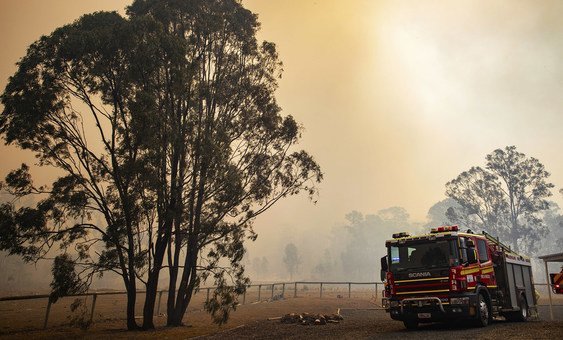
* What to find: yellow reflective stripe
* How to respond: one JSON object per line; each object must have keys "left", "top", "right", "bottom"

{"left": 487, "top": 285, "right": 497, "bottom": 288}
{"left": 482, "top": 268, "right": 494, "bottom": 274}
{"left": 395, "top": 276, "right": 449, "bottom": 283}
{"left": 461, "top": 268, "right": 480, "bottom": 275}
{"left": 396, "top": 289, "right": 450, "bottom": 295}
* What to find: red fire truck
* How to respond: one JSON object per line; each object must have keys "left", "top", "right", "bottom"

{"left": 381, "top": 226, "right": 537, "bottom": 329}
{"left": 550, "top": 269, "right": 563, "bottom": 294}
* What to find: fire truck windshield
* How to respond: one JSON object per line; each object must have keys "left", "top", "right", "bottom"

{"left": 389, "top": 239, "right": 459, "bottom": 271}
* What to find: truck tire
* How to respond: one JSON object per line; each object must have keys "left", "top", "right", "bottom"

{"left": 505, "top": 294, "right": 528, "bottom": 322}
{"left": 514, "top": 295, "right": 528, "bottom": 322}
{"left": 403, "top": 320, "right": 418, "bottom": 330}
{"left": 475, "top": 294, "right": 489, "bottom": 327}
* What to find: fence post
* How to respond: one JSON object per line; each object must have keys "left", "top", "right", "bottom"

{"left": 271, "top": 284, "right": 275, "bottom": 300}
{"left": 294, "top": 282, "right": 297, "bottom": 298}
{"left": 43, "top": 299, "right": 52, "bottom": 329}
{"left": 156, "top": 291, "right": 163, "bottom": 316}
{"left": 375, "top": 283, "right": 378, "bottom": 302}
{"left": 348, "top": 283, "right": 351, "bottom": 299}
{"left": 320, "top": 282, "right": 323, "bottom": 298}
{"left": 206, "top": 288, "right": 211, "bottom": 304}
{"left": 282, "top": 283, "right": 285, "bottom": 298}
{"left": 243, "top": 288, "right": 247, "bottom": 305}
{"left": 89, "top": 294, "right": 98, "bottom": 325}
{"left": 258, "top": 285, "right": 262, "bottom": 301}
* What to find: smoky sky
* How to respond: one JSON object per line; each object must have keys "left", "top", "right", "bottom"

{"left": 1, "top": 1, "right": 562, "bottom": 265}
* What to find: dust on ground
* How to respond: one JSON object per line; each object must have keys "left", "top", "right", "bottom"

{"left": 1, "top": 294, "right": 562, "bottom": 339}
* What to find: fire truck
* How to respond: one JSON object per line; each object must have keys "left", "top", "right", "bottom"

{"left": 381, "top": 225, "right": 537, "bottom": 329}
{"left": 550, "top": 269, "right": 563, "bottom": 294}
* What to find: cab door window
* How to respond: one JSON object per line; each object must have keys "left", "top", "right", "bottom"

{"left": 476, "top": 239, "right": 489, "bottom": 263}
{"left": 460, "top": 237, "right": 477, "bottom": 264}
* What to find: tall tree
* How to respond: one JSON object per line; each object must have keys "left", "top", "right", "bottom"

{"left": 446, "top": 146, "right": 554, "bottom": 253}
{"left": 340, "top": 208, "right": 414, "bottom": 281}
{"left": 445, "top": 167, "right": 508, "bottom": 234}
{"left": 126, "top": 0, "right": 322, "bottom": 327}
{"left": 283, "top": 243, "right": 301, "bottom": 280}
{"left": 539, "top": 202, "right": 563, "bottom": 254}
{"left": 0, "top": 12, "right": 164, "bottom": 329}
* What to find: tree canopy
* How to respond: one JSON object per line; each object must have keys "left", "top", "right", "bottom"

{"left": 446, "top": 146, "right": 554, "bottom": 254}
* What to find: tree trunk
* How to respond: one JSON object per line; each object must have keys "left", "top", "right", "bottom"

{"left": 126, "top": 284, "right": 138, "bottom": 330}
{"left": 168, "top": 277, "right": 196, "bottom": 326}
{"left": 510, "top": 215, "right": 519, "bottom": 253}
{"left": 142, "top": 222, "right": 172, "bottom": 329}
{"left": 166, "top": 244, "right": 180, "bottom": 326}
{"left": 141, "top": 273, "right": 158, "bottom": 329}
{"left": 167, "top": 243, "right": 198, "bottom": 326}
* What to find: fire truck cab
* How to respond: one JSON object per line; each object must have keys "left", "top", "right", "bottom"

{"left": 381, "top": 226, "right": 537, "bottom": 329}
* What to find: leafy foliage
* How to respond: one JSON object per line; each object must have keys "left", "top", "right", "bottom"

{"left": 50, "top": 254, "right": 87, "bottom": 303}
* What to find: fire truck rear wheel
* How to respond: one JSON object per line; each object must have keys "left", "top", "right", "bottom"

{"left": 403, "top": 320, "right": 418, "bottom": 330}
{"left": 505, "top": 294, "right": 528, "bottom": 322}
{"left": 476, "top": 294, "right": 489, "bottom": 327}
{"left": 515, "top": 294, "right": 528, "bottom": 322}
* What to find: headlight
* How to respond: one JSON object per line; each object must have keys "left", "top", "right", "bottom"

{"left": 450, "top": 297, "right": 470, "bottom": 305}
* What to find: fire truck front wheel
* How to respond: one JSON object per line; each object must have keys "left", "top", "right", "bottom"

{"left": 475, "top": 294, "right": 490, "bottom": 327}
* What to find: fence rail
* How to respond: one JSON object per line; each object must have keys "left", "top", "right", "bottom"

{"left": 1, "top": 281, "right": 561, "bottom": 330}
{"left": 0, "top": 281, "right": 382, "bottom": 329}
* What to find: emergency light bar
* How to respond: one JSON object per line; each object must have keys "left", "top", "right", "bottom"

{"left": 392, "top": 232, "right": 410, "bottom": 239}
{"left": 430, "top": 225, "right": 459, "bottom": 233}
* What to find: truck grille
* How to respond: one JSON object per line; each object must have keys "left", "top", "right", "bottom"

{"left": 394, "top": 276, "right": 450, "bottom": 296}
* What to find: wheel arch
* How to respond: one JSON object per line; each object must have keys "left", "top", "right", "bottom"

{"left": 475, "top": 285, "right": 491, "bottom": 304}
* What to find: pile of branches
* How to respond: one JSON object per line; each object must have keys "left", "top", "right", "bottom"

{"left": 280, "top": 313, "right": 343, "bottom": 325}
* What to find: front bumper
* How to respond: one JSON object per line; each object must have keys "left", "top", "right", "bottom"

{"left": 383, "top": 294, "right": 479, "bottom": 322}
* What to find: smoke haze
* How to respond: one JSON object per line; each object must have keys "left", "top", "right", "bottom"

{"left": 1, "top": 0, "right": 563, "bottom": 292}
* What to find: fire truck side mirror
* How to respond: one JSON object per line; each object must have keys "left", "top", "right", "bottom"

{"left": 380, "top": 256, "right": 388, "bottom": 281}
{"left": 466, "top": 239, "right": 475, "bottom": 248}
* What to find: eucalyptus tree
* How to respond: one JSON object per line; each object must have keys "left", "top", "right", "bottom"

{"left": 1, "top": 0, "right": 322, "bottom": 331}
{"left": 446, "top": 146, "right": 554, "bottom": 253}
{"left": 0, "top": 12, "right": 173, "bottom": 329}
{"left": 127, "top": 0, "right": 322, "bottom": 327}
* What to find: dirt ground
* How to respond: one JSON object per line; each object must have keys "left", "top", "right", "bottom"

{"left": 1, "top": 291, "right": 562, "bottom": 339}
